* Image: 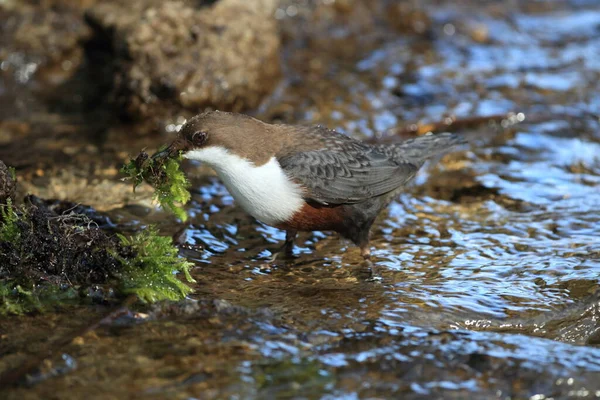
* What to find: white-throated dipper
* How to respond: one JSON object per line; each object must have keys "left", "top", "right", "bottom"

{"left": 158, "top": 111, "right": 465, "bottom": 259}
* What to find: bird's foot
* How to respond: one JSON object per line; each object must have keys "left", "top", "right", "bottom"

{"left": 366, "top": 271, "right": 383, "bottom": 283}
{"left": 262, "top": 242, "right": 298, "bottom": 263}
{"left": 265, "top": 230, "right": 298, "bottom": 263}
{"left": 359, "top": 247, "right": 382, "bottom": 282}
{"left": 266, "top": 249, "right": 298, "bottom": 263}
{"left": 360, "top": 258, "right": 382, "bottom": 282}
{"left": 360, "top": 246, "right": 371, "bottom": 260}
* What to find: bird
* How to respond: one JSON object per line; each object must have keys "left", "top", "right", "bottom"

{"left": 157, "top": 110, "right": 465, "bottom": 260}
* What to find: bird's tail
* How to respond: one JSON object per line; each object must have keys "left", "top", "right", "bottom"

{"left": 386, "top": 132, "right": 466, "bottom": 165}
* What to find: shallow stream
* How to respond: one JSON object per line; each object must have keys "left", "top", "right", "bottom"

{"left": 1, "top": 0, "right": 600, "bottom": 398}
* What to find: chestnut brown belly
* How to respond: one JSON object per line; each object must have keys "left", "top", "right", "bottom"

{"left": 276, "top": 202, "right": 347, "bottom": 232}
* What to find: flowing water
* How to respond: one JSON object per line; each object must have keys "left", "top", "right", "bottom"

{"left": 1, "top": 0, "right": 600, "bottom": 398}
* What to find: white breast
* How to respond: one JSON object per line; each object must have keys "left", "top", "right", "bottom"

{"left": 184, "top": 146, "right": 305, "bottom": 226}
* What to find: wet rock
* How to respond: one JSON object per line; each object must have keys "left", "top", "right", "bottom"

{"left": 415, "top": 168, "right": 498, "bottom": 203}
{"left": 0, "top": 120, "right": 30, "bottom": 146}
{"left": 86, "top": 0, "right": 281, "bottom": 125}
{"left": 146, "top": 298, "right": 275, "bottom": 320}
{"left": 385, "top": 1, "right": 433, "bottom": 36}
{"left": 18, "top": 167, "right": 155, "bottom": 212}
{"left": 587, "top": 327, "right": 600, "bottom": 345}
{"left": 0, "top": 161, "right": 16, "bottom": 204}
{"left": 322, "top": 328, "right": 600, "bottom": 398}
{"left": 0, "top": 1, "right": 94, "bottom": 87}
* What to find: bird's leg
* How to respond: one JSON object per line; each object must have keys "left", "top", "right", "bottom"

{"left": 283, "top": 230, "right": 297, "bottom": 258}
{"left": 354, "top": 227, "right": 373, "bottom": 261}
{"left": 267, "top": 230, "right": 297, "bottom": 262}
{"left": 360, "top": 245, "right": 371, "bottom": 260}
{"left": 358, "top": 237, "right": 381, "bottom": 282}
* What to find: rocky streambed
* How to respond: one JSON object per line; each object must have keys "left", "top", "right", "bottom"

{"left": 1, "top": 0, "right": 600, "bottom": 398}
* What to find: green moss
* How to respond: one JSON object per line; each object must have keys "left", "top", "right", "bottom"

{"left": 120, "top": 155, "right": 147, "bottom": 189}
{"left": 116, "top": 227, "right": 195, "bottom": 303}
{"left": 153, "top": 157, "right": 192, "bottom": 221}
{"left": 121, "top": 152, "right": 191, "bottom": 221}
{"left": 0, "top": 199, "right": 19, "bottom": 242}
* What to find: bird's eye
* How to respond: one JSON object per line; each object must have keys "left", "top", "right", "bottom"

{"left": 191, "top": 131, "right": 208, "bottom": 146}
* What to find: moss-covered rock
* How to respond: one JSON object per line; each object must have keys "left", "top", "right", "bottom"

{"left": 0, "top": 194, "right": 195, "bottom": 315}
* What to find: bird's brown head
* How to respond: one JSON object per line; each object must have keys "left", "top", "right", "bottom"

{"left": 155, "top": 111, "right": 284, "bottom": 165}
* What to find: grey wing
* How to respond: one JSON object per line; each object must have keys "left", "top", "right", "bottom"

{"left": 278, "top": 146, "right": 419, "bottom": 205}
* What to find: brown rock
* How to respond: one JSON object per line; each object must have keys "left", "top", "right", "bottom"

{"left": 86, "top": 0, "right": 281, "bottom": 124}
{"left": 0, "top": 1, "right": 93, "bottom": 86}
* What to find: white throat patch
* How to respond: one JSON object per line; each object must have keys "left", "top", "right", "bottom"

{"left": 184, "top": 146, "right": 304, "bottom": 225}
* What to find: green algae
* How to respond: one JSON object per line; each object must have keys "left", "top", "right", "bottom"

{"left": 121, "top": 151, "right": 191, "bottom": 221}
{"left": 254, "top": 358, "right": 334, "bottom": 398}
{"left": 0, "top": 283, "right": 79, "bottom": 316}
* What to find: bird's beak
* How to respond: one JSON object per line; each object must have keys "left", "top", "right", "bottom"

{"left": 151, "top": 144, "right": 175, "bottom": 162}
{"left": 151, "top": 137, "right": 187, "bottom": 161}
